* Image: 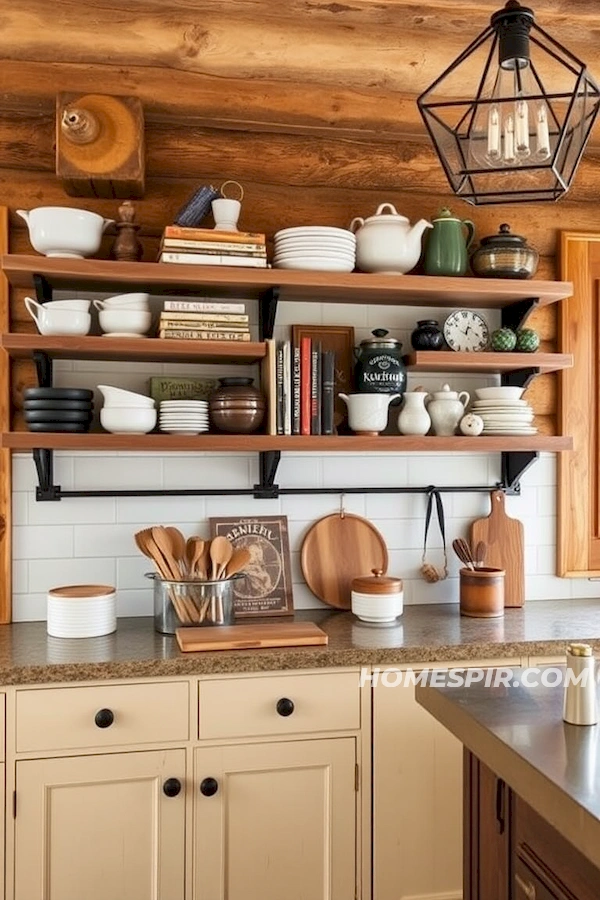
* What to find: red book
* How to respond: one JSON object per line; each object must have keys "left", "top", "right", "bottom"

{"left": 300, "top": 337, "right": 312, "bottom": 436}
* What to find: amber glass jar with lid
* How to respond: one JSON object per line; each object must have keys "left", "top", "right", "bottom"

{"left": 351, "top": 568, "right": 403, "bottom": 625}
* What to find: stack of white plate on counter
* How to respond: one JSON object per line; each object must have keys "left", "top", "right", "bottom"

{"left": 159, "top": 400, "right": 209, "bottom": 434}
{"left": 472, "top": 386, "right": 537, "bottom": 435}
{"left": 273, "top": 226, "right": 356, "bottom": 272}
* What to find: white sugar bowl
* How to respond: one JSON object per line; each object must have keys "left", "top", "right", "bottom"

{"left": 351, "top": 568, "right": 403, "bottom": 625}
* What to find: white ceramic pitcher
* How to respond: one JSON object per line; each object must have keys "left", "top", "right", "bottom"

{"left": 427, "top": 384, "right": 470, "bottom": 436}
{"left": 397, "top": 391, "right": 431, "bottom": 436}
{"left": 339, "top": 393, "right": 400, "bottom": 435}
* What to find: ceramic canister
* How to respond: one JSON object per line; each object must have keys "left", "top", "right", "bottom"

{"left": 47, "top": 584, "right": 117, "bottom": 638}
{"left": 351, "top": 568, "right": 403, "bottom": 624}
{"left": 354, "top": 329, "right": 407, "bottom": 397}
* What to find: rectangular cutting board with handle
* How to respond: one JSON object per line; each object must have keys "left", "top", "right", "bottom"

{"left": 470, "top": 490, "right": 525, "bottom": 608}
{"left": 176, "top": 622, "right": 328, "bottom": 652}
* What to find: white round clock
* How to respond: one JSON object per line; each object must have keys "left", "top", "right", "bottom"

{"left": 443, "top": 309, "right": 489, "bottom": 352}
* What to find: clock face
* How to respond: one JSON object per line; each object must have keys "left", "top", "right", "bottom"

{"left": 443, "top": 310, "right": 489, "bottom": 352}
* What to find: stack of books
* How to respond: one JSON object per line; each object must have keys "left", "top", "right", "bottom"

{"left": 158, "top": 299, "right": 251, "bottom": 342}
{"left": 158, "top": 226, "right": 268, "bottom": 268}
{"left": 263, "top": 338, "right": 336, "bottom": 435}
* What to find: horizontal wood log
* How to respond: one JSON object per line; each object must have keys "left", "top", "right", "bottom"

{"left": 0, "top": 166, "right": 594, "bottom": 258}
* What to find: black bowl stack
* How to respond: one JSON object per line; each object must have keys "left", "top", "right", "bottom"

{"left": 23, "top": 388, "right": 95, "bottom": 433}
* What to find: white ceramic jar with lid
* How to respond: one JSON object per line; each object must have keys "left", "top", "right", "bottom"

{"left": 47, "top": 584, "right": 117, "bottom": 638}
{"left": 351, "top": 568, "right": 403, "bottom": 625}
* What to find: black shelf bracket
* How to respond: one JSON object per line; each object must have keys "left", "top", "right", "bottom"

{"left": 253, "top": 450, "right": 281, "bottom": 499}
{"left": 501, "top": 297, "right": 539, "bottom": 332}
{"left": 33, "top": 274, "right": 53, "bottom": 304}
{"left": 33, "top": 351, "right": 53, "bottom": 389}
{"left": 259, "top": 287, "right": 279, "bottom": 340}
{"left": 33, "top": 449, "right": 61, "bottom": 501}
{"left": 501, "top": 367, "right": 539, "bottom": 390}
{"left": 500, "top": 451, "right": 537, "bottom": 494}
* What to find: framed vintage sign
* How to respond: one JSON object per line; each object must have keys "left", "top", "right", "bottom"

{"left": 209, "top": 516, "right": 294, "bottom": 617}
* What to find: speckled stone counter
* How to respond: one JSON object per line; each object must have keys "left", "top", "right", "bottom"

{"left": 0, "top": 597, "right": 599, "bottom": 684}
{"left": 416, "top": 674, "right": 600, "bottom": 870}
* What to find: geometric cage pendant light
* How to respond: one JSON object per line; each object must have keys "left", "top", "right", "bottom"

{"left": 417, "top": 0, "right": 600, "bottom": 205}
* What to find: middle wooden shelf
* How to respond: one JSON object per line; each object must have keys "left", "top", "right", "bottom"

{"left": 1, "top": 334, "right": 573, "bottom": 375}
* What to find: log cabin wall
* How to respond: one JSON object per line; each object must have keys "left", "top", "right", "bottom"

{"left": 0, "top": 0, "right": 597, "bottom": 619}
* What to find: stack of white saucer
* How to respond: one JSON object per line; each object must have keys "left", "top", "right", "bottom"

{"left": 472, "top": 387, "right": 537, "bottom": 435}
{"left": 159, "top": 400, "right": 209, "bottom": 434}
{"left": 273, "top": 226, "right": 356, "bottom": 272}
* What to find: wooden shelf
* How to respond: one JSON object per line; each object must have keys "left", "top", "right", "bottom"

{"left": 1, "top": 255, "right": 573, "bottom": 309}
{"left": 1, "top": 432, "right": 574, "bottom": 453}
{"left": 404, "top": 351, "right": 574, "bottom": 375}
{"left": 1, "top": 333, "right": 266, "bottom": 365}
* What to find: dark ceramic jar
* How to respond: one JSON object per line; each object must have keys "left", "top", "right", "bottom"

{"left": 354, "top": 329, "right": 407, "bottom": 397}
{"left": 471, "top": 223, "right": 539, "bottom": 279}
{"left": 209, "top": 377, "right": 266, "bottom": 434}
{"left": 410, "top": 320, "right": 444, "bottom": 351}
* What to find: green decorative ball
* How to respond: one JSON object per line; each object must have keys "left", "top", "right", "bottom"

{"left": 490, "top": 327, "right": 517, "bottom": 352}
{"left": 515, "top": 328, "right": 540, "bottom": 352}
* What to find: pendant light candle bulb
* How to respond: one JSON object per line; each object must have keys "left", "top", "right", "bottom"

{"left": 487, "top": 106, "right": 501, "bottom": 159}
{"left": 515, "top": 98, "right": 530, "bottom": 156}
{"left": 504, "top": 115, "right": 516, "bottom": 164}
{"left": 536, "top": 105, "right": 551, "bottom": 159}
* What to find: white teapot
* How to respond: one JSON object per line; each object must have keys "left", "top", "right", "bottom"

{"left": 427, "top": 384, "right": 470, "bottom": 436}
{"left": 350, "top": 203, "right": 432, "bottom": 275}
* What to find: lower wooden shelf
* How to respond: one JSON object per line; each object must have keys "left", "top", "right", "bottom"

{"left": 1, "top": 432, "right": 574, "bottom": 453}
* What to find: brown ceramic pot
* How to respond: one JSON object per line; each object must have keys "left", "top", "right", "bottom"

{"left": 459, "top": 566, "right": 505, "bottom": 618}
{"left": 209, "top": 377, "right": 266, "bottom": 434}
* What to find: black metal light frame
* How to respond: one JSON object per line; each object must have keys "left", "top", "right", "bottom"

{"left": 417, "top": 0, "right": 600, "bottom": 205}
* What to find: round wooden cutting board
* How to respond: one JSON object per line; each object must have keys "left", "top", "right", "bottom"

{"left": 300, "top": 513, "right": 389, "bottom": 609}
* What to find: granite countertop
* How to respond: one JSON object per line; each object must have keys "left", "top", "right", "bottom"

{"left": 0, "top": 597, "right": 599, "bottom": 684}
{"left": 416, "top": 671, "right": 600, "bottom": 871}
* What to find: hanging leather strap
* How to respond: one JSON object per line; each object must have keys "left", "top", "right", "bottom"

{"left": 422, "top": 486, "right": 448, "bottom": 574}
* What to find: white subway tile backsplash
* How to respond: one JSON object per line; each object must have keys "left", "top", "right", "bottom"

{"left": 163, "top": 455, "right": 250, "bottom": 489}
{"left": 116, "top": 589, "right": 153, "bottom": 617}
{"left": 12, "top": 593, "right": 46, "bottom": 622}
{"left": 27, "top": 495, "right": 116, "bottom": 526}
{"left": 407, "top": 454, "right": 490, "bottom": 485}
{"left": 74, "top": 524, "right": 140, "bottom": 558}
{"left": 12, "top": 560, "right": 28, "bottom": 594}
{"left": 322, "top": 455, "right": 407, "bottom": 488}
{"left": 280, "top": 492, "right": 364, "bottom": 520}
{"left": 13, "top": 525, "right": 73, "bottom": 560}
{"left": 116, "top": 494, "right": 207, "bottom": 525}
{"left": 29, "top": 558, "right": 116, "bottom": 594}
{"left": 117, "top": 556, "right": 153, "bottom": 590}
{"left": 12, "top": 493, "right": 28, "bottom": 526}
{"left": 74, "top": 456, "right": 163, "bottom": 491}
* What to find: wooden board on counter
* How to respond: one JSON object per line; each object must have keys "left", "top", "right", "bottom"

{"left": 176, "top": 622, "right": 328, "bottom": 652}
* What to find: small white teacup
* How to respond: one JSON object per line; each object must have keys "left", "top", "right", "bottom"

{"left": 24, "top": 296, "right": 91, "bottom": 336}
{"left": 44, "top": 299, "right": 91, "bottom": 312}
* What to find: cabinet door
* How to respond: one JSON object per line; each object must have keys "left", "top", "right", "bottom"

{"left": 373, "top": 676, "right": 463, "bottom": 900}
{"left": 14, "top": 749, "right": 185, "bottom": 900}
{"left": 559, "top": 232, "right": 600, "bottom": 575}
{"left": 464, "top": 754, "right": 510, "bottom": 900}
{"left": 193, "top": 738, "right": 356, "bottom": 900}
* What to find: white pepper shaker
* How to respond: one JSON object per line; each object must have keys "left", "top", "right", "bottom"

{"left": 563, "top": 643, "right": 598, "bottom": 726}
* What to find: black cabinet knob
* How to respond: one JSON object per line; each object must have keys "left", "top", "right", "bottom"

{"left": 94, "top": 708, "right": 114, "bottom": 728}
{"left": 276, "top": 697, "right": 295, "bottom": 717}
{"left": 163, "top": 778, "right": 182, "bottom": 798}
{"left": 200, "top": 777, "right": 219, "bottom": 797}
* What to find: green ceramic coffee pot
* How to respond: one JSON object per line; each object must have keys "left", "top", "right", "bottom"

{"left": 424, "top": 207, "right": 475, "bottom": 276}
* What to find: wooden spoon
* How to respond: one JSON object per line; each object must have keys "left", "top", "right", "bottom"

{"left": 135, "top": 528, "right": 191, "bottom": 623}
{"left": 474, "top": 540, "right": 487, "bottom": 569}
{"left": 166, "top": 526, "right": 187, "bottom": 576}
{"left": 209, "top": 536, "right": 233, "bottom": 580}
{"left": 452, "top": 538, "right": 475, "bottom": 571}
{"left": 196, "top": 542, "right": 212, "bottom": 581}
{"left": 187, "top": 536, "right": 206, "bottom": 579}
{"left": 150, "top": 527, "right": 181, "bottom": 580}
{"left": 225, "top": 547, "right": 251, "bottom": 579}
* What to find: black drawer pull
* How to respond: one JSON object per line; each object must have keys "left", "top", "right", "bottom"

{"left": 163, "top": 778, "right": 181, "bottom": 798}
{"left": 276, "top": 697, "right": 295, "bottom": 717}
{"left": 200, "top": 777, "right": 219, "bottom": 797}
{"left": 94, "top": 708, "right": 114, "bottom": 729}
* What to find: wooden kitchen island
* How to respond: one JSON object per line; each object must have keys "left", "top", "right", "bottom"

{"left": 416, "top": 674, "right": 600, "bottom": 899}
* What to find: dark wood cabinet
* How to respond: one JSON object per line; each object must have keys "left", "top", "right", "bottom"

{"left": 466, "top": 750, "right": 600, "bottom": 900}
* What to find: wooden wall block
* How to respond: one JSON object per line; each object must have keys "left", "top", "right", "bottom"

{"left": 56, "top": 93, "right": 145, "bottom": 199}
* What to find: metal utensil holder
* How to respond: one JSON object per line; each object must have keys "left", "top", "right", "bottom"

{"left": 146, "top": 573, "right": 243, "bottom": 635}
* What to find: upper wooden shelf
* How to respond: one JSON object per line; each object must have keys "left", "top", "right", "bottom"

{"left": 1, "top": 255, "right": 573, "bottom": 309}
{"left": 404, "top": 351, "right": 573, "bottom": 375}
{"left": 1, "top": 333, "right": 266, "bottom": 365}
{"left": 1, "top": 432, "right": 573, "bottom": 453}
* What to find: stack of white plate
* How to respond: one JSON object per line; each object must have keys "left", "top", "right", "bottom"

{"left": 472, "top": 398, "right": 537, "bottom": 435}
{"left": 47, "top": 585, "right": 116, "bottom": 638}
{"left": 159, "top": 400, "right": 209, "bottom": 434}
{"left": 273, "top": 226, "right": 356, "bottom": 272}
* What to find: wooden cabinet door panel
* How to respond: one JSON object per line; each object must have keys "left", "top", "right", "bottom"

{"left": 559, "top": 233, "right": 600, "bottom": 574}
{"left": 193, "top": 738, "right": 356, "bottom": 900}
{"left": 14, "top": 750, "right": 185, "bottom": 900}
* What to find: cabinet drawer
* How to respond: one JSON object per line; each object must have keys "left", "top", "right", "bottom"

{"left": 199, "top": 672, "right": 360, "bottom": 739}
{"left": 16, "top": 682, "right": 190, "bottom": 752}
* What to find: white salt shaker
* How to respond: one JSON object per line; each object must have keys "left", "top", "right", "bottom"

{"left": 563, "top": 643, "right": 598, "bottom": 726}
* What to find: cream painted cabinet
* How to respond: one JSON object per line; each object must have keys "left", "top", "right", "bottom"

{"left": 193, "top": 738, "right": 357, "bottom": 900}
{"left": 14, "top": 749, "right": 186, "bottom": 900}
{"left": 373, "top": 660, "right": 521, "bottom": 900}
